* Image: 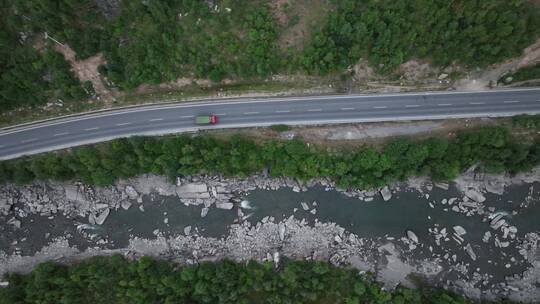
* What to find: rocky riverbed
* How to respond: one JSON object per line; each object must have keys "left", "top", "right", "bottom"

{"left": 1, "top": 167, "right": 540, "bottom": 302}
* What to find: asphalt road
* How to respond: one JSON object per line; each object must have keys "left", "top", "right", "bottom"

{"left": 1, "top": 88, "right": 540, "bottom": 160}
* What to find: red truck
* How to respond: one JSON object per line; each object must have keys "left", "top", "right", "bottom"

{"left": 195, "top": 115, "right": 217, "bottom": 125}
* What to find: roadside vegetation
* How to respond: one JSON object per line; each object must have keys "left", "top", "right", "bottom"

{"left": 0, "top": 126, "right": 538, "bottom": 188}
{"left": 1, "top": 0, "right": 539, "bottom": 116}
{"left": 0, "top": 255, "right": 474, "bottom": 304}
{"left": 0, "top": 1, "right": 88, "bottom": 111}
{"left": 270, "top": 124, "right": 291, "bottom": 133}
{"left": 500, "top": 62, "right": 540, "bottom": 85}
{"left": 513, "top": 114, "right": 540, "bottom": 130}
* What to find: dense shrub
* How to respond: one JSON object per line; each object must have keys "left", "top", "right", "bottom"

{"left": 12, "top": 0, "right": 106, "bottom": 59}
{"left": 0, "top": 0, "right": 88, "bottom": 111}
{"left": 0, "top": 45, "right": 87, "bottom": 111}
{"left": 0, "top": 127, "right": 538, "bottom": 188}
{"left": 270, "top": 124, "right": 290, "bottom": 132}
{"left": 0, "top": 256, "right": 473, "bottom": 304}
{"left": 99, "top": 0, "right": 281, "bottom": 89}
{"left": 300, "top": 0, "right": 540, "bottom": 74}
{"left": 501, "top": 62, "right": 540, "bottom": 84}
{"left": 513, "top": 114, "right": 540, "bottom": 130}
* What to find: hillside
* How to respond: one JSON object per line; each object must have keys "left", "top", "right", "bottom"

{"left": 1, "top": 0, "right": 539, "bottom": 123}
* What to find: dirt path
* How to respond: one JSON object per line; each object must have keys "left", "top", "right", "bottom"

{"left": 53, "top": 43, "right": 117, "bottom": 102}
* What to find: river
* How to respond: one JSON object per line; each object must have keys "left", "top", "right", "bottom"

{"left": 1, "top": 179, "right": 539, "bottom": 299}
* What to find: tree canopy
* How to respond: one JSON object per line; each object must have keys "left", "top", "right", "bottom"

{"left": 98, "top": 0, "right": 281, "bottom": 89}
{"left": 0, "top": 256, "right": 474, "bottom": 304}
{"left": 0, "top": 0, "right": 88, "bottom": 111}
{"left": 300, "top": 0, "right": 540, "bottom": 74}
{"left": 1, "top": 0, "right": 539, "bottom": 111}
{"left": 0, "top": 127, "right": 538, "bottom": 188}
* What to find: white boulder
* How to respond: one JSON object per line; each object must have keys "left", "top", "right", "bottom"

{"left": 95, "top": 208, "right": 110, "bottom": 225}
{"left": 464, "top": 188, "right": 485, "bottom": 203}
{"left": 201, "top": 207, "right": 209, "bottom": 218}
{"left": 216, "top": 202, "right": 234, "bottom": 210}
{"left": 278, "top": 224, "right": 286, "bottom": 241}
{"left": 380, "top": 186, "right": 392, "bottom": 201}
{"left": 125, "top": 186, "right": 139, "bottom": 200}
{"left": 406, "top": 230, "right": 419, "bottom": 244}
{"left": 464, "top": 243, "right": 477, "bottom": 261}
{"left": 453, "top": 225, "right": 467, "bottom": 236}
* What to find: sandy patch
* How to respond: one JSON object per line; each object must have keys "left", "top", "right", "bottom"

{"left": 269, "top": 0, "right": 290, "bottom": 25}
{"left": 52, "top": 43, "right": 116, "bottom": 101}
{"left": 518, "top": 38, "right": 540, "bottom": 68}
{"left": 211, "top": 118, "right": 506, "bottom": 150}
{"left": 134, "top": 78, "right": 214, "bottom": 95}
{"left": 275, "top": 0, "right": 331, "bottom": 50}
{"left": 398, "top": 60, "right": 437, "bottom": 81}
{"left": 159, "top": 78, "right": 212, "bottom": 89}
{"left": 353, "top": 59, "right": 377, "bottom": 83}
{"left": 283, "top": 121, "right": 444, "bottom": 142}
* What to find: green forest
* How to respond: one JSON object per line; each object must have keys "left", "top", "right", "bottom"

{"left": 100, "top": 0, "right": 281, "bottom": 89}
{"left": 1, "top": 126, "right": 538, "bottom": 187}
{"left": 0, "top": 0, "right": 88, "bottom": 111}
{"left": 0, "top": 256, "right": 479, "bottom": 304}
{"left": 301, "top": 0, "right": 540, "bottom": 74}
{"left": 1, "top": 0, "right": 539, "bottom": 112}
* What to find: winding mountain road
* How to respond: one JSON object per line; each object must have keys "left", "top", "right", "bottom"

{"left": 1, "top": 88, "right": 540, "bottom": 160}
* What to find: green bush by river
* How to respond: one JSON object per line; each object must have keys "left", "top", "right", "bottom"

{"left": 0, "top": 256, "right": 473, "bottom": 304}
{"left": 1, "top": 126, "right": 539, "bottom": 188}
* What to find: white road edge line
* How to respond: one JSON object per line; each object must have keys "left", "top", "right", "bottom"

{"left": 21, "top": 138, "right": 36, "bottom": 143}
{"left": 275, "top": 110, "right": 290, "bottom": 113}
{"left": 180, "top": 115, "right": 194, "bottom": 118}
{"left": 84, "top": 127, "right": 99, "bottom": 131}
{"left": 307, "top": 109, "right": 322, "bottom": 112}
{"left": 341, "top": 107, "right": 355, "bottom": 110}
{"left": 503, "top": 100, "right": 520, "bottom": 103}
{"left": 116, "top": 123, "right": 132, "bottom": 126}
{"left": 373, "top": 106, "right": 387, "bottom": 109}
{"left": 244, "top": 112, "right": 259, "bottom": 115}
{"left": 149, "top": 118, "right": 164, "bottom": 122}
{"left": 214, "top": 113, "right": 227, "bottom": 116}
{"left": 5, "top": 109, "right": 540, "bottom": 161}
{"left": 438, "top": 104, "right": 452, "bottom": 106}
{"left": 405, "top": 105, "right": 420, "bottom": 108}
{"left": 469, "top": 102, "right": 485, "bottom": 105}
{"left": 53, "top": 132, "right": 69, "bottom": 137}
